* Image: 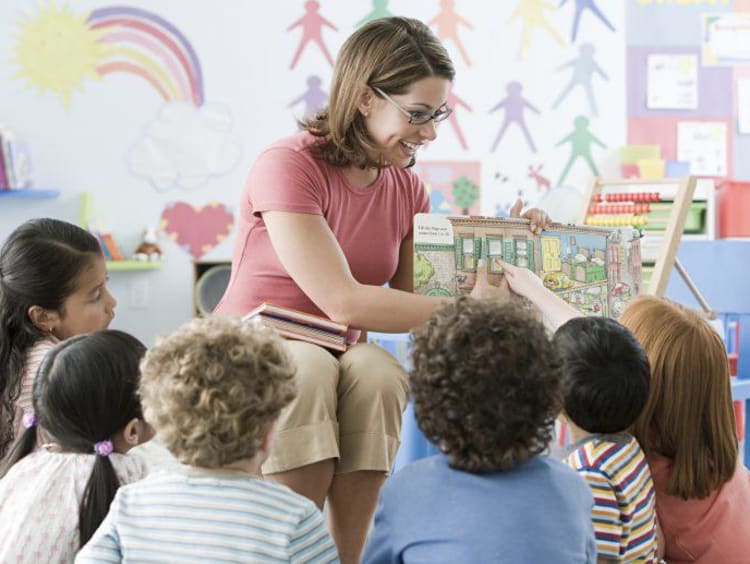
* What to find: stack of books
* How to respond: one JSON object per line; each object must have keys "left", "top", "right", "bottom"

{"left": 243, "top": 303, "right": 348, "bottom": 352}
{"left": 0, "top": 126, "right": 32, "bottom": 190}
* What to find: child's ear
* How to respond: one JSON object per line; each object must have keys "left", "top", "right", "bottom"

{"left": 27, "top": 305, "right": 61, "bottom": 334}
{"left": 114, "top": 417, "right": 151, "bottom": 453}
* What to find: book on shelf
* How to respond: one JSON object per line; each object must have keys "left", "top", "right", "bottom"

{"left": 243, "top": 302, "right": 348, "bottom": 352}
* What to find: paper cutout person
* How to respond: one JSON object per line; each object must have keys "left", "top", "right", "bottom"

{"left": 508, "top": 0, "right": 565, "bottom": 60}
{"left": 552, "top": 43, "right": 607, "bottom": 116}
{"left": 489, "top": 81, "right": 540, "bottom": 153}
{"left": 356, "top": 0, "right": 393, "bottom": 27}
{"left": 287, "top": 0, "right": 338, "bottom": 69}
{"left": 429, "top": 0, "right": 474, "bottom": 67}
{"left": 446, "top": 84, "right": 472, "bottom": 150}
{"left": 288, "top": 75, "right": 328, "bottom": 123}
{"left": 555, "top": 115, "right": 606, "bottom": 186}
{"left": 559, "top": 0, "right": 615, "bottom": 43}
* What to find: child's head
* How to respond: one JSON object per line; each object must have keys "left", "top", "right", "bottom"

{"left": 553, "top": 316, "right": 650, "bottom": 435}
{"left": 0, "top": 218, "right": 116, "bottom": 455}
{"left": 410, "top": 297, "right": 562, "bottom": 473}
{"left": 1, "top": 330, "right": 148, "bottom": 545}
{"left": 619, "top": 296, "right": 737, "bottom": 499}
{"left": 138, "top": 316, "right": 297, "bottom": 468}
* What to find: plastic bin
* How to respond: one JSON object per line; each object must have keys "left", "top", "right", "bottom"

{"left": 717, "top": 180, "right": 750, "bottom": 238}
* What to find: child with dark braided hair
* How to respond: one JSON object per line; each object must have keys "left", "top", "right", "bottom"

{"left": 0, "top": 331, "right": 151, "bottom": 563}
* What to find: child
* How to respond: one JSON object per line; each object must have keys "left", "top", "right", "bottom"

{"left": 554, "top": 316, "right": 659, "bottom": 562}
{"left": 77, "top": 316, "right": 338, "bottom": 563}
{"left": 0, "top": 331, "right": 150, "bottom": 563}
{"left": 0, "top": 218, "right": 116, "bottom": 457}
{"left": 361, "top": 298, "right": 597, "bottom": 563}
{"left": 620, "top": 296, "right": 750, "bottom": 563}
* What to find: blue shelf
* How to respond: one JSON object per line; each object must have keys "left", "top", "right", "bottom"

{"left": 0, "top": 189, "right": 60, "bottom": 199}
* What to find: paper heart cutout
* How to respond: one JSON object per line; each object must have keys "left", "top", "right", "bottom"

{"left": 160, "top": 201, "right": 234, "bottom": 259}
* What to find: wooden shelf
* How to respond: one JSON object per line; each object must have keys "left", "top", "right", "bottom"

{"left": 0, "top": 188, "right": 60, "bottom": 199}
{"left": 106, "top": 260, "right": 162, "bottom": 272}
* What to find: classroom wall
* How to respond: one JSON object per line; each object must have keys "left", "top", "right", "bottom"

{"left": 0, "top": 0, "right": 666, "bottom": 346}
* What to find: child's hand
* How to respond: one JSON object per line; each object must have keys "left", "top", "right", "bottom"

{"left": 498, "top": 260, "right": 545, "bottom": 299}
{"left": 509, "top": 198, "right": 551, "bottom": 235}
{"left": 470, "top": 259, "right": 511, "bottom": 301}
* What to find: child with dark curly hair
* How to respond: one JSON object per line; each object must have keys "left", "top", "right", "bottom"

{"left": 361, "top": 297, "right": 597, "bottom": 563}
{"left": 76, "top": 316, "right": 338, "bottom": 563}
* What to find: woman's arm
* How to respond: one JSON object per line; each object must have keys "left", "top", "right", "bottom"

{"left": 263, "top": 211, "right": 451, "bottom": 332}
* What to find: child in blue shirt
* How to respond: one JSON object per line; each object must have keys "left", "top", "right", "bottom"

{"left": 362, "top": 296, "right": 597, "bottom": 563}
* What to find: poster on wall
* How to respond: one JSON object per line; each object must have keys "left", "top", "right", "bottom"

{"left": 646, "top": 54, "right": 698, "bottom": 110}
{"left": 677, "top": 121, "right": 727, "bottom": 176}
{"left": 702, "top": 13, "right": 750, "bottom": 66}
{"left": 411, "top": 161, "right": 481, "bottom": 216}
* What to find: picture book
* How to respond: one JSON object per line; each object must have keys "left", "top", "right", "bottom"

{"left": 243, "top": 302, "right": 348, "bottom": 352}
{"left": 413, "top": 214, "right": 642, "bottom": 319}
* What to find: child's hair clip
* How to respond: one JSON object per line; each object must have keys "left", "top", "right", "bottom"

{"left": 93, "top": 439, "right": 114, "bottom": 457}
{"left": 22, "top": 411, "right": 39, "bottom": 429}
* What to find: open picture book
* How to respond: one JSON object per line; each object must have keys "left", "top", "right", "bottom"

{"left": 413, "top": 214, "right": 643, "bottom": 319}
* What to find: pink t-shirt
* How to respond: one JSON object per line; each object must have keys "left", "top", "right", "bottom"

{"left": 648, "top": 452, "right": 750, "bottom": 563}
{"left": 14, "top": 338, "right": 57, "bottom": 436}
{"left": 214, "top": 132, "right": 430, "bottom": 329}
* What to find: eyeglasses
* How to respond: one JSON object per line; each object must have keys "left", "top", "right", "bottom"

{"left": 372, "top": 86, "right": 452, "bottom": 125}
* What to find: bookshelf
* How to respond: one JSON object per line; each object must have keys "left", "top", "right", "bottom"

{"left": 0, "top": 188, "right": 60, "bottom": 199}
{"left": 79, "top": 192, "right": 162, "bottom": 272}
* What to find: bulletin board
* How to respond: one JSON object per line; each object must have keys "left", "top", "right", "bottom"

{"left": 625, "top": 1, "right": 750, "bottom": 181}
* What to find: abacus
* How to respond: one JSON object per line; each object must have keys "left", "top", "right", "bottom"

{"left": 577, "top": 176, "right": 713, "bottom": 315}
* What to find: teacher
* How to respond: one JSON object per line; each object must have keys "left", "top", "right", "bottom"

{"left": 215, "top": 16, "right": 549, "bottom": 563}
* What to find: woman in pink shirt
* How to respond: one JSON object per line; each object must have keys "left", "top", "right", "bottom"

{"left": 215, "top": 17, "right": 549, "bottom": 563}
{"left": 620, "top": 296, "right": 750, "bottom": 563}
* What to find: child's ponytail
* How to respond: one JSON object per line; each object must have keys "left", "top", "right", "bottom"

{"left": 0, "top": 422, "right": 38, "bottom": 478}
{"left": 79, "top": 440, "right": 121, "bottom": 545}
{"left": 18, "top": 330, "right": 145, "bottom": 546}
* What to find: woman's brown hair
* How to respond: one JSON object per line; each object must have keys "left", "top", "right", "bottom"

{"left": 303, "top": 17, "right": 455, "bottom": 169}
{"left": 620, "top": 295, "right": 737, "bottom": 499}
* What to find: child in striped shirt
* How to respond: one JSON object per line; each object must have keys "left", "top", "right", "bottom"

{"left": 499, "top": 261, "right": 660, "bottom": 562}
{"left": 554, "top": 317, "right": 659, "bottom": 562}
{"left": 77, "top": 315, "right": 338, "bottom": 564}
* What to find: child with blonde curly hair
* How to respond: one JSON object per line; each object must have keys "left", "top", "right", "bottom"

{"left": 77, "top": 316, "right": 338, "bottom": 563}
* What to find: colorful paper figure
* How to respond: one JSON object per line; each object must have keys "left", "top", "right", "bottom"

{"left": 552, "top": 43, "right": 608, "bottom": 116}
{"left": 355, "top": 0, "right": 393, "bottom": 27}
{"left": 508, "top": 0, "right": 565, "bottom": 60}
{"left": 489, "top": 81, "right": 540, "bottom": 153}
{"left": 528, "top": 164, "right": 551, "bottom": 191}
{"left": 428, "top": 0, "right": 474, "bottom": 67}
{"left": 559, "top": 0, "right": 615, "bottom": 43}
{"left": 287, "top": 0, "right": 337, "bottom": 70}
{"left": 446, "top": 84, "right": 472, "bottom": 150}
{"left": 288, "top": 75, "right": 328, "bottom": 122}
{"left": 555, "top": 115, "right": 606, "bottom": 187}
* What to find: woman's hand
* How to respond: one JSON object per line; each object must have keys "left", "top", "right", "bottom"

{"left": 470, "top": 259, "right": 511, "bottom": 301}
{"left": 509, "top": 198, "right": 551, "bottom": 235}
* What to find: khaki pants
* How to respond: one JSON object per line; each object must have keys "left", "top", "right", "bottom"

{"left": 262, "top": 341, "right": 408, "bottom": 476}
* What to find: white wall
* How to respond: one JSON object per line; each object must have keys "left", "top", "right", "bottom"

{"left": 0, "top": 0, "right": 625, "bottom": 344}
